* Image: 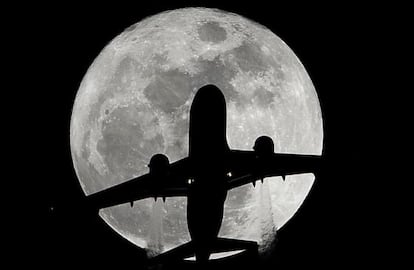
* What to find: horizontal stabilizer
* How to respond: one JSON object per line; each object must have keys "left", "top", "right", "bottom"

{"left": 148, "top": 238, "right": 258, "bottom": 266}
{"left": 148, "top": 241, "right": 194, "bottom": 265}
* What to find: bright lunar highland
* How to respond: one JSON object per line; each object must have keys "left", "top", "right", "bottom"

{"left": 70, "top": 8, "right": 323, "bottom": 258}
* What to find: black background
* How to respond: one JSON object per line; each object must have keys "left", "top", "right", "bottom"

{"left": 11, "top": 1, "right": 394, "bottom": 269}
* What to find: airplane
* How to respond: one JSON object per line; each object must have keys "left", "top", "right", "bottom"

{"left": 81, "top": 84, "right": 322, "bottom": 265}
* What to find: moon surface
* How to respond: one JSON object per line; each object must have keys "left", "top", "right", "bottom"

{"left": 70, "top": 8, "right": 323, "bottom": 258}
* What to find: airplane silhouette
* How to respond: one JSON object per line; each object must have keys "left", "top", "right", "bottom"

{"left": 81, "top": 84, "right": 322, "bottom": 265}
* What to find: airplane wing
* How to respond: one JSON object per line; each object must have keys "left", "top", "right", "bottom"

{"left": 84, "top": 157, "right": 192, "bottom": 211}
{"left": 225, "top": 150, "right": 322, "bottom": 190}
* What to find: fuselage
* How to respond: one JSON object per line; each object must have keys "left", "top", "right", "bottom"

{"left": 186, "top": 84, "right": 229, "bottom": 261}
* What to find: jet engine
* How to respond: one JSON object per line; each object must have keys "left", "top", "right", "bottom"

{"left": 148, "top": 154, "right": 170, "bottom": 176}
{"left": 253, "top": 136, "right": 274, "bottom": 157}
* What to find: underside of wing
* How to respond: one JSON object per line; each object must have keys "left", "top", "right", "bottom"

{"left": 225, "top": 150, "right": 322, "bottom": 190}
{"left": 85, "top": 157, "right": 192, "bottom": 210}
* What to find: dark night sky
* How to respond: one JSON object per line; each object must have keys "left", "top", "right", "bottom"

{"left": 10, "top": 1, "right": 396, "bottom": 269}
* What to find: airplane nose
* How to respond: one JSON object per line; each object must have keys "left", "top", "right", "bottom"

{"left": 189, "top": 84, "right": 228, "bottom": 159}
{"left": 195, "top": 84, "right": 225, "bottom": 102}
{"left": 191, "top": 84, "right": 226, "bottom": 117}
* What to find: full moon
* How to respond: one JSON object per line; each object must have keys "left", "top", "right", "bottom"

{"left": 70, "top": 8, "right": 323, "bottom": 258}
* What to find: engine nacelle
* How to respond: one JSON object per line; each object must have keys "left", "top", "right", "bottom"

{"left": 253, "top": 136, "right": 274, "bottom": 157}
{"left": 148, "top": 154, "right": 170, "bottom": 176}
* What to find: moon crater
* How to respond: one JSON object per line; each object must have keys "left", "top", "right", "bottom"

{"left": 197, "top": 21, "right": 228, "bottom": 43}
